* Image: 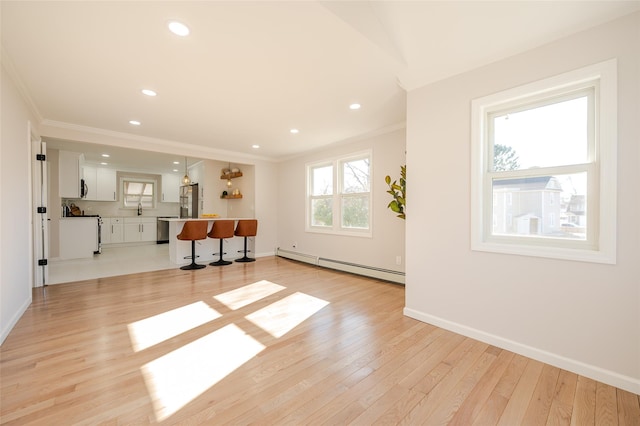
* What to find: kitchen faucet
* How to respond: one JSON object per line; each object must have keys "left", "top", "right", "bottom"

{"left": 137, "top": 203, "right": 142, "bottom": 216}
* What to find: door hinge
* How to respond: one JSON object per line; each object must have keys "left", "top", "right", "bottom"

{"left": 38, "top": 259, "right": 48, "bottom": 266}
{"left": 36, "top": 153, "right": 46, "bottom": 161}
{"left": 37, "top": 206, "right": 47, "bottom": 214}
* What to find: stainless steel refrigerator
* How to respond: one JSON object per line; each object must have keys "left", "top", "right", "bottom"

{"left": 179, "top": 184, "right": 199, "bottom": 218}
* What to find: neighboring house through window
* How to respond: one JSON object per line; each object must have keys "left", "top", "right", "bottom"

{"left": 471, "top": 59, "right": 617, "bottom": 263}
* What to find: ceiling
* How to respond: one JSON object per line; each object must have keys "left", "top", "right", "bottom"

{"left": 2, "top": 1, "right": 639, "bottom": 168}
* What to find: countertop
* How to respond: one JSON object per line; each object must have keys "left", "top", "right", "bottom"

{"left": 160, "top": 217, "right": 252, "bottom": 221}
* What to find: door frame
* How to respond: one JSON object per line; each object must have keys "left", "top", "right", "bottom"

{"left": 30, "top": 124, "right": 48, "bottom": 287}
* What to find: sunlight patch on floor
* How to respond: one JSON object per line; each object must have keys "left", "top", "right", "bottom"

{"left": 213, "top": 280, "right": 285, "bottom": 310}
{"left": 128, "top": 302, "right": 222, "bottom": 352}
{"left": 142, "top": 323, "right": 265, "bottom": 422}
{"left": 245, "top": 292, "right": 330, "bottom": 338}
{"left": 137, "top": 282, "right": 330, "bottom": 421}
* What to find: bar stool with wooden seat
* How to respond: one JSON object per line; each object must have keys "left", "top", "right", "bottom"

{"left": 207, "top": 220, "right": 235, "bottom": 266}
{"left": 176, "top": 220, "right": 208, "bottom": 270}
{"left": 234, "top": 219, "right": 258, "bottom": 263}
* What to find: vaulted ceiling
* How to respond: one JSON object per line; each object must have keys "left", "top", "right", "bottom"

{"left": 3, "top": 1, "right": 638, "bottom": 165}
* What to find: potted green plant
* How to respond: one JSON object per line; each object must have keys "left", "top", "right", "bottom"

{"left": 384, "top": 165, "right": 406, "bottom": 219}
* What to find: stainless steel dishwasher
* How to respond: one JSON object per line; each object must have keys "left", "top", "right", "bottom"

{"left": 156, "top": 216, "right": 178, "bottom": 244}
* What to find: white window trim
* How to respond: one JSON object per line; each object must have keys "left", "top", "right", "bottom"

{"left": 471, "top": 59, "right": 617, "bottom": 264}
{"left": 306, "top": 150, "right": 373, "bottom": 238}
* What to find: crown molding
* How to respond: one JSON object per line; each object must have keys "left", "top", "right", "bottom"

{"left": 40, "top": 119, "right": 276, "bottom": 164}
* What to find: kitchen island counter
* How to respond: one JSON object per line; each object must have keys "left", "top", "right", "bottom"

{"left": 165, "top": 218, "right": 256, "bottom": 265}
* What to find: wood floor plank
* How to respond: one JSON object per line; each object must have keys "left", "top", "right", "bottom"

{"left": 449, "top": 349, "right": 515, "bottom": 425}
{"left": 596, "top": 382, "right": 619, "bottom": 426}
{"left": 399, "top": 339, "right": 490, "bottom": 424}
{"left": 571, "top": 375, "right": 597, "bottom": 426}
{"left": 496, "top": 359, "right": 545, "bottom": 426}
{"left": 546, "top": 369, "right": 578, "bottom": 426}
{"left": 421, "top": 349, "right": 499, "bottom": 425}
{"left": 521, "top": 364, "right": 561, "bottom": 426}
{"left": 0, "top": 257, "right": 637, "bottom": 425}
{"left": 617, "top": 388, "right": 640, "bottom": 426}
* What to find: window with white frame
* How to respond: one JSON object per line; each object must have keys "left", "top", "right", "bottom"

{"left": 123, "top": 179, "right": 155, "bottom": 209}
{"left": 307, "top": 152, "right": 372, "bottom": 236}
{"left": 471, "top": 59, "right": 617, "bottom": 263}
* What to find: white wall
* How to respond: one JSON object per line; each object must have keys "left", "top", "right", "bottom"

{"left": 405, "top": 12, "right": 640, "bottom": 393}
{"left": 1, "top": 63, "right": 36, "bottom": 344}
{"left": 254, "top": 159, "right": 278, "bottom": 257}
{"left": 277, "top": 128, "right": 406, "bottom": 273}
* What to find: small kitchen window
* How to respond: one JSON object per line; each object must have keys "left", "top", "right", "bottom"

{"left": 123, "top": 179, "right": 155, "bottom": 209}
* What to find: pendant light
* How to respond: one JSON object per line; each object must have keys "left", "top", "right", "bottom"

{"left": 182, "top": 157, "right": 191, "bottom": 185}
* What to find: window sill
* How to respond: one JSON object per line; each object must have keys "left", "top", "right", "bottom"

{"left": 471, "top": 240, "right": 615, "bottom": 264}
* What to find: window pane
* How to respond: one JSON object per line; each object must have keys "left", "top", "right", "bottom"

{"left": 492, "top": 96, "right": 589, "bottom": 171}
{"left": 125, "top": 182, "right": 144, "bottom": 194}
{"left": 311, "top": 198, "right": 332, "bottom": 227}
{"left": 123, "top": 180, "right": 155, "bottom": 208}
{"left": 492, "top": 173, "right": 586, "bottom": 240}
{"left": 342, "top": 196, "right": 369, "bottom": 229}
{"left": 312, "top": 166, "right": 332, "bottom": 196}
{"left": 342, "top": 158, "right": 370, "bottom": 193}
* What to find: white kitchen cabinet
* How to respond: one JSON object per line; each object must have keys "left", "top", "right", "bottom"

{"left": 161, "top": 173, "right": 180, "bottom": 203}
{"left": 124, "top": 217, "right": 156, "bottom": 242}
{"left": 59, "top": 151, "right": 84, "bottom": 198}
{"left": 82, "top": 165, "right": 97, "bottom": 200}
{"left": 97, "top": 168, "right": 117, "bottom": 201}
{"left": 102, "top": 217, "right": 124, "bottom": 245}
{"left": 101, "top": 217, "right": 111, "bottom": 244}
{"left": 83, "top": 166, "right": 117, "bottom": 201}
{"left": 59, "top": 217, "right": 98, "bottom": 259}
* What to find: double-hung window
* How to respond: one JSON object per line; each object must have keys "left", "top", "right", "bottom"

{"left": 471, "top": 59, "right": 617, "bottom": 263}
{"left": 307, "top": 151, "right": 372, "bottom": 237}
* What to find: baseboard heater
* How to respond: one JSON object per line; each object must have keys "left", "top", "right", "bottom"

{"left": 276, "top": 248, "right": 405, "bottom": 285}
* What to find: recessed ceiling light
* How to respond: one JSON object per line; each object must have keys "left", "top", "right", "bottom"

{"left": 142, "top": 89, "right": 157, "bottom": 97}
{"left": 349, "top": 103, "right": 361, "bottom": 110}
{"left": 252, "top": 144, "right": 260, "bottom": 149}
{"left": 173, "top": 161, "right": 180, "bottom": 165}
{"left": 172, "top": 169, "right": 179, "bottom": 172}
{"left": 129, "top": 120, "right": 141, "bottom": 126}
{"left": 100, "top": 162, "right": 108, "bottom": 166}
{"left": 168, "top": 21, "right": 190, "bottom": 37}
{"left": 101, "top": 154, "right": 110, "bottom": 158}
{"left": 290, "top": 128, "right": 299, "bottom": 134}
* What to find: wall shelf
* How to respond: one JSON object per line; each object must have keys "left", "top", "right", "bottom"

{"left": 220, "top": 171, "right": 243, "bottom": 180}
{"left": 221, "top": 194, "right": 243, "bottom": 199}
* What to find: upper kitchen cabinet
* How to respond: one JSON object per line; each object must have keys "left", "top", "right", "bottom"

{"left": 59, "top": 151, "right": 84, "bottom": 198}
{"left": 82, "top": 166, "right": 117, "bottom": 201}
{"left": 161, "top": 173, "right": 180, "bottom": 203}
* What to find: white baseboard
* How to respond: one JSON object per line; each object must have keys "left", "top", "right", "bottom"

{"left": 403, "top": 307, "right": 640, "bottom": 395}
{"left": 0, "top": 296, "right": 31, "bottom": 346}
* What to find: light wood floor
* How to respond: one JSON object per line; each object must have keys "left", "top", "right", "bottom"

{"left": 1, "top": 257, "right": 639, "bottom": 425}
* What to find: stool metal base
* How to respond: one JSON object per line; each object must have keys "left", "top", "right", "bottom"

{"left": 210, "top": 259, "right": 232, "bottom": 266}
{"left": 235, "top": 236, "right": 255, "bottom": 263}
{"left": 180, "top": 263, "right": 206, "bottom": 270}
